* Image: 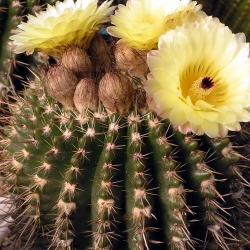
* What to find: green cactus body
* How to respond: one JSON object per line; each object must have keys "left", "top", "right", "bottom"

{"left": 125, "top": 109, "right": 157, "bottom": 250}
{"left": 1, "top": 74, "right": 250, "bottom": 249}
{"left": 90, "top": 113, "right": 126, "bottom": 249}
{"left": 198, "top": 0, "right": 250, "bottom": 41}
{"left": 0, "top": 0, "right": 24, "bottom": 92}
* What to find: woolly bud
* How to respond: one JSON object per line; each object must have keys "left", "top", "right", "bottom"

{"left": 45, "top": 65, "right": 78, "bottom": 108}
{"left": 73, "top": 78, "right": 99, "bottom": 113}
{"left": 61, "top": 46, "right": 92, "bottom": 79}
{"left": 89, "top": 34, "right": 112, "bottom": 73}
{"left": 98, "top": 72, "right": 133, "bottom": 115}
{"left": 114, "top": 43, "right": 149, "bottom": 79}
{"left": 146, "top": 94, "right": 159, "bottom": 112}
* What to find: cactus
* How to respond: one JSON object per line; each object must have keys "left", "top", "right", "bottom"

{"left": 2, "top": 71, "right": 250, "bottom": 250}
{"left": 0, "top": 0, "right": 250, "bottom": 250}
{"left": 198, "top": 0, "right": 250, "bottom": 41}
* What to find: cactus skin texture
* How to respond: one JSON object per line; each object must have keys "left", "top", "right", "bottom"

{"left": 1, "top": 72, "right": 250, "bottom": 249}
{"left": 0, "top": 1, "right": 250, "bottom": 250}
{"left": 1, "top": 75, "right": 250, "bottom": 250}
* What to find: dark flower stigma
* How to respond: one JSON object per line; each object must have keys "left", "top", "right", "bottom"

{"left": 201, "top": 76, "right": 214, "bottom": 89}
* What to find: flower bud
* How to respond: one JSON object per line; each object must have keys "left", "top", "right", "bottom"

{"left": 89, "top": 34, "right": 112, "bottom": 73}
{"left": 45, "top": 65, "right": 78, "bottom": 108}
{"left": 61, "top": 46, "right": 92, "bottom": 80}
{"left": 146, "top": 94, "right": 159, "bottom": 113}
{"left": 73, "top": 78, "right": 99, "bottom": 113}
{"left": 114, "top": 43, "right": 149, "bottom": 79}
{"left": 98, "top": 72, "right": 133, "bottom": 115}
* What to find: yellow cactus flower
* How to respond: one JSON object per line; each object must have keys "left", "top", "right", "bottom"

{"left": 145, "top": 17, "right": 250, "bottom": 138}
{"left": 10, "top": 0, "right": 115, "bottom": 58}
{"left": 107, "top": 0, "right": 203, "bottom": 50}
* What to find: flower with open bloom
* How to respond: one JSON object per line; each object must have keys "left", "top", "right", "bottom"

{"left": 107, "top": 0, "right": 203, "bottom": 50}
{"left": 145, "top": 17, "right": 250, "bottom": 138}
{"left": 10, "top": 0, "right": 115, "bottom": 58}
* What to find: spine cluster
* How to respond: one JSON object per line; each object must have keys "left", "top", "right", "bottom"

{"left": 1, "top": 77, "right": 250, "bottom": 249}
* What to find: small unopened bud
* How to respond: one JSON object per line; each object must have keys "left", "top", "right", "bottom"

{"left": 146, "top": 94, "right": 159, "bottom": 112}
{"left": 61, "top": 46, "right": 92, "bottom": 79}
{"left": 98, "top": 72, "right": 133, "bottom": 115}
{"left": 89, "top": 34, "right": 112, "bottom": 73}
{"left": 73, "top": 78, "right": 99, "bottom": 113}
{"left": 45, "top": 65, "right": 78, "bottom": 108}
{"left": 114, "top": 43, "right": 149, "bottom": 79}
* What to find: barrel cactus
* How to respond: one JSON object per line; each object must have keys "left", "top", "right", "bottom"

{"left": 0, "top": 0, "right": 250, "bottom": 249}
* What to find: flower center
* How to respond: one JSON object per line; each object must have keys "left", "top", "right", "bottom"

{"left": 190, "top": 76, "right": 214, "bottom": 100}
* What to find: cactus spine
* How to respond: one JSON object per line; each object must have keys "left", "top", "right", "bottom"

{"left": 1, "top": 72, "right": 250, "bottom": 249}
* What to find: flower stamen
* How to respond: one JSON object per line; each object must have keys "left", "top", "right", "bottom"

{"left": 190, "top": 76, "right": 214, "bottom": 100}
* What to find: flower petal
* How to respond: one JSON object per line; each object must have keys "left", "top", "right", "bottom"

{"left": 10, "top": 0, "right": 115, "bottom": 57}
{"left": 107, "top": 0, "right": 203, "bottom": 50}
{"left": 145, "top": 17, "right": 250, "bottom": 137}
